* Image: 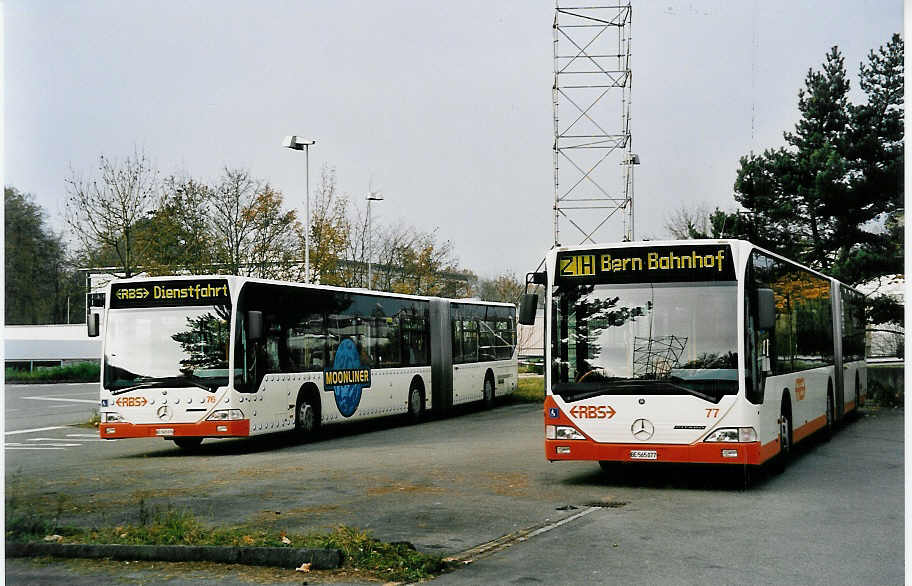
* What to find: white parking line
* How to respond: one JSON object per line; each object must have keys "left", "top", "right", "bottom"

{"left": 30, "top": 437, "right": 97, "bottom": 443}
{"left": 5, "top": 426, "right": 66, "bottom": 435}
{"left": 22, "top": 396, "right": 98, "bottom": 404}
{"left": 66, "top": 434, "right": 103, "bottom": 439}
{"left": 3, "top": 444, "right": 69, "bottom": 450}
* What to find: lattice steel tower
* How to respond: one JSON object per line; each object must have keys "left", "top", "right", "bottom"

{"left": 553, "top": 2, "right": 635, "bottom": 245}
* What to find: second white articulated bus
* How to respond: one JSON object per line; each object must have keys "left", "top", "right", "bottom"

{"left": 519, "top": 239, "right": 866, "bottom": 471}
{"left": 94, "top": 276, "right": 517, "bottom": 449}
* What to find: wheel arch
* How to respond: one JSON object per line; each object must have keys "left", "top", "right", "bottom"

{"left": 410, "top": 374, "right": 426, "bottom": 402}
{"left": 296, "top": 381, "right": 322, "bottom": 419}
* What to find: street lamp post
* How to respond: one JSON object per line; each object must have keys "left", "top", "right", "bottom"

{"left": 282, "top": 135, "right": 317, "bottom": 283}
{"left": 624, "top": 153, "right": 641, "bottom": 241}
{"left": 366, "top": 194, "right": 384, "bottom": 289}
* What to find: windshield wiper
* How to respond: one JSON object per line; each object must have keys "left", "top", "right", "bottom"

{"left": 660, "top": 380, "right": 718, "bottom": 403}
{"left": 111, "top": 375, "right": 220, "bottom": 395}
{"left": 554, "top": 379, "right": 721, "bottom": 404}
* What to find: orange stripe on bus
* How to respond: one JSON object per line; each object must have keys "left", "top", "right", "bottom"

{"left": 792, "top": 414, "right": 826, "bottom": 443}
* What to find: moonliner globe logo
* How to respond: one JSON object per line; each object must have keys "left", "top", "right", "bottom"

{"left": 323, "top": 338, "right": 372, "bottom": 418}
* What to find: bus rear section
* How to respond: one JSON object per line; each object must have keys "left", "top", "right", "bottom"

{"left": 99, "top": 277, "right": 248, "bottom": 445}
{"left": 542, "top": 242, "right": 771, "bottom": 466}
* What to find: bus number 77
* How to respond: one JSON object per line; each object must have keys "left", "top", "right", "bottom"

{"left": 705, "top": 408, "right": 720, "bottom": 418}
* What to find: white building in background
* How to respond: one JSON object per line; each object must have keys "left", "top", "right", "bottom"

{"left": 517, "top": 308, "right": 544, "bottom": 359}
{"left": 4, "top": 324, "right": 101, "bottom": 371}
{"left": 858, "top": 274, "right": 904, "bottom": 359}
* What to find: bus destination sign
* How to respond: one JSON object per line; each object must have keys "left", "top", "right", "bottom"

{"left": 556, "top": 244, "right": 735, "bottom": 284}
{"left": 110, "top": 279, "right": 231, "bottom": 309}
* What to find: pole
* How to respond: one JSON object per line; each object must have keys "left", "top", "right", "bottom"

{"left": 305, "top": 144, "right": 311, "bottom": 284}
{"left": 367, "top": 199, "right": 373, "bottom": 288}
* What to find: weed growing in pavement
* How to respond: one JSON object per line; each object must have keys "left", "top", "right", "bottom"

{"left": 5, "top": 503, "right": 450, "bottom": 583}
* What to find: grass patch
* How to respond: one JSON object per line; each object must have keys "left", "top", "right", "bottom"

{"left": 509, "top": 375, "right": 544, "bottom": 403}
{"left": 5, "top": 502, "right": 450, "bottom": 583}
{"left": 6, "top": 362, "right": 100, "bottom": 383}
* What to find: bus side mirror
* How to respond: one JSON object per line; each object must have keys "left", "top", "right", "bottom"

{"left": 87, "top": 313, "right": 100, "bottom": 338}
{"left": 247, "top": 311, "right": 264, "bottom": 341}
{"left": 519, "top": 294, "right": 538, "bottom": 325}
{"left": 757, "top": 288, "right": 775, "bottom": 330}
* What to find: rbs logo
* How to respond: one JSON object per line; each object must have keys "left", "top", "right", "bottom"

{"left": 569, "top": 404, "right": 616, "bottom": 419}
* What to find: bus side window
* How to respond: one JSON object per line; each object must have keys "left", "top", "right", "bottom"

{"left": 452, "top": 319, "right": 464, "bottom": 363}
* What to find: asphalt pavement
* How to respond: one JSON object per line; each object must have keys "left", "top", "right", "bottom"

{"left": 3, "top": 381, "right": 905, "bottom": 585}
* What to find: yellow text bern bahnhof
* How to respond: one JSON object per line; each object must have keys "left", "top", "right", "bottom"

{"left": 561, "top": 249, "right": 727, "bottom": 277}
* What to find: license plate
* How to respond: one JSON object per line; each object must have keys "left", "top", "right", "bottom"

{"left": 155, "top": 428, "right": 174, "bottom": 437}
{"left": 630, "top": 450, "right": 657, "bottom": 460}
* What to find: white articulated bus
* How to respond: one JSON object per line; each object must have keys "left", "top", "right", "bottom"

{"left": 519, "top": 240, "right": 866, "bottom": 470}
{"left": 95, "top": 276, "right": 517, "bottom": 449}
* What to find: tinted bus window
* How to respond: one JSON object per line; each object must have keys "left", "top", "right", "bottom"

{"left": 752, "top": 252, "right": 834, "bottom": 374}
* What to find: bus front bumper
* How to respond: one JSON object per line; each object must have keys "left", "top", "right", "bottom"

{"left": 545, "top": 438, "right": 779, "bottom": 465}
{"left": 100, "top": 420, "right": 250, "bottom": 439}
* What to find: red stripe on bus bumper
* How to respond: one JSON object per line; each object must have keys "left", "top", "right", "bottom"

{"left": 99, "top": 420, "right": 250, "bottom": 439}
{"left": 544, "top": 397, "right": 780, "bottom": 465}
{"left": 545, "top": 438, "right": 775, "bottom": 465}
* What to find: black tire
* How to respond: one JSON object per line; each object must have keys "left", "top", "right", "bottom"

{"left": 483, "top": 374, "right": 496, "bottom": 409}
{"left": 172, "top": 437, "right": 203, "bottom": 451}
{"left": 823, "top": 390, "right": 834, "bottom": 441}
{"left": 855, "top": 375, "right": 862, "bottom": 410}
{"left": 295, "top": 390, "right": 320, "bottom": 440}
{"left": 407, "top": 383, "right": 424, "bottom": 423}
{"left": 772, "top": 400, "right": 792, "bottom": 474}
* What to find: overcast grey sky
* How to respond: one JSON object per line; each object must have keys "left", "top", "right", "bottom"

{"left": 3, "top": 1, "right": 903, "bottom": 278}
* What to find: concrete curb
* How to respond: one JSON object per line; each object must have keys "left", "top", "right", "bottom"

{"left": 6, "top": 542, "right": 343, "bottom": 569}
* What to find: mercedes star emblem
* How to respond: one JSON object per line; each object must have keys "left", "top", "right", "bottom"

{"left": 631, "top": 418, "right": 655, "bottom": 441}
{"left": 157, "top": 405, "right": 172, "bottom": 422}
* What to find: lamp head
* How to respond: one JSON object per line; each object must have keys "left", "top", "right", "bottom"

{"left": 282, "top": 135, "right": 316, "bottom": 150}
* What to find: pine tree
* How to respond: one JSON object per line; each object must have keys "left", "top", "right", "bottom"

{"left": 732, "top": 37, "right": 904, "bottom": 324}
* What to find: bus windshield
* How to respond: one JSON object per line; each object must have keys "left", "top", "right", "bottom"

{"left": 551, "top": 281, "right": 738, "bottom": 402}
{"left": 104, "top": 305, "right": 232, "bottom": 392}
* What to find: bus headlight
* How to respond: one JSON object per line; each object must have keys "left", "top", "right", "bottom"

{"left": 102, "top": 412, "right": 125, "bottom": 423}
{"left": 206, "top": 409, "right": 245, "bottom": 421}
{"left": 546, "top": 425, "right": 585, "bottom": 440}
{"left": 704, "top": 427, "right": 757, "bottom": 443}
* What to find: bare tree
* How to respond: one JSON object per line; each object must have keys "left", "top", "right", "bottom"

{"left": 65, "top": 150, "right": 159, "bottom": 277}
{"left": 306, "top": 166, "right": 351, "bottom": 285}
{"left": 664, "top": 202, "right": 714, "bottom": 240}
{"left": 208, "top": 167, "right": 260, "bottom": 275}
{"left": 476, "top": 272, "right": 524, "bottom": 305}
{"left": 246, "top": 184, "right": 301, "bottom": 279}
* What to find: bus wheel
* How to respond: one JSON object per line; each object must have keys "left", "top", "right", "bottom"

{"left": 856, "top": 375, "right": 862, "bottom": 410}
{"left": 823, "top": 391, "right": 834, "bottom": 441}
{"left": 773, "top": 404, "right": 792, "bottom": 474}
{"left": 172, "top": 437, "right": 202, "bottom": 451}
{"left": 407, "top": 383, "right": 424, "bottom": 423}
{"left": 483, "top": 375, "right": 496, "bottom": 409}
{"left": 295, "top": 391, "right": 320, "bottom": 440}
